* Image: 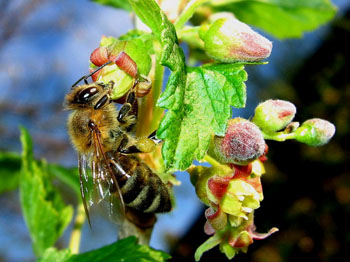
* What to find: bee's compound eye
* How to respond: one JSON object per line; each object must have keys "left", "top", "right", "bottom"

{"left": 76, "top": 87, "right": 99, "bottom": 103}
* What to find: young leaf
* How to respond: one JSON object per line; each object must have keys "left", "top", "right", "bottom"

{"left": 20, "top": 127, "right": 73, "bottom": 257}
{"left": 92, "top": 0, "right": 132, "bottom": 11}
{"left": 211, "top": 0, "right": 337, "bottom": 39}
{"left": 0, "top": 152, "right": 21, "bottom": 193}
{"left": 38, "top": 237, "right": 170, "bottom": 262}
{"left": 158, "top": 64, "right": 248, "bottom": 170}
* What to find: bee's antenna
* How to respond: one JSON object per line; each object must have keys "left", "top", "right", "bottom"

{"left": 71, "top": 61, "right": 113, "bottom": 89}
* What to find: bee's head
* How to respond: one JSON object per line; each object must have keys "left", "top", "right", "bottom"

{"left": 64, "top": 83, "right": 110, "bottom": 110}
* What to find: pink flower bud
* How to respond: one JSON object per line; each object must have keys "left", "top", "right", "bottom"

{"left": 252, "top": 99, "right": 296, "bottom": 133}
{"left": 199, "top": 18, "right": 272, "bottom": 62}
{"left": 210, "top": 118, "right": 266, "bottom": 165}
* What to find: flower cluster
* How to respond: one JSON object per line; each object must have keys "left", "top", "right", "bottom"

{"left": 189, "top": 118, "right": 277, "bottom": 260}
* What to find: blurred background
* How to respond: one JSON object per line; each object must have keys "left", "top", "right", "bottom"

{"left": 0, "top": 0, "right": 349, "bottom": 261}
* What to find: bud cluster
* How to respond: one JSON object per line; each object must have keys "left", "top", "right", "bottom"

{"left": 189, "top": 155, "right": 276, "bottom": 260}
{"left": 252, "top": 99, "right": 335, "bottom": 146}
{"left": 189, "top": 118, "right": 278, "bottom": 260}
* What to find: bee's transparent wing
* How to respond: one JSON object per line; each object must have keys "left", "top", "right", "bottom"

{"left": 91, "top": 130, "right": 126, "bottom": 224}
{"left": 78, "top": 153, "right": 93, "bottom": 227}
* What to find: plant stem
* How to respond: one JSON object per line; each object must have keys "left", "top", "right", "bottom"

{"left": 136, "top": 41, "right": 165, "bottom": 137}
{"left": 262, "top": 131, "right": 296, "bottom": 142}
{"left": 69, "top": 203, "right": 86, "bottom": 254}
{"left": 202, "top": 155, "right": 231, "bottom": 173}
{"left": 175, "top": 0, "right": 210, "bottom": 30}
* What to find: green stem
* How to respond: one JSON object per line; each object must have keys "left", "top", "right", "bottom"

{"left": 203, "top": 155, "right": 231, "bottom": 173}
{"left": 150, "top": 43, "right": 165, "bottom": 133}
{"left": 136, "top": 41, "right": 165, "bottom": 137}
{"left": 175, "top": 0, "right": 210, "bottom": 30}
{"left": 69, "top": 203, "right": 86, "bottom": 254}
{"left": 262, "top": 131, "right": 296, "bottom": 142}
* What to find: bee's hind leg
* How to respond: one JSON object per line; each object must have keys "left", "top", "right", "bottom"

{"left": 118, "top": 130, "right": 161, "bottom": 154}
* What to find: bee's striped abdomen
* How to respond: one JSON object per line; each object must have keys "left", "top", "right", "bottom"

{"left": 117, "top": 155, "right": 171, "bottom": 213}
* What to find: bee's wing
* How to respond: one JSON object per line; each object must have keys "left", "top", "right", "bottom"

{"left": 78, "top": 153, "right": 93, "bottom": 227}
{"left": 91, "top": 130, "right": 126, "bottom": 224}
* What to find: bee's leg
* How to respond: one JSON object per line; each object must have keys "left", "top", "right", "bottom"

{"left": 117, "top": 89, "right": 138, "bottom": 131}
{"left": 71, "top": 61, "right": 113, "bottom": 88}
{"left": 118, "top": 131, "right": 161, "bottom": 154}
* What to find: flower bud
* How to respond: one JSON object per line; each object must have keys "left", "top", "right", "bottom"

{"left": 199, "top": 17, "right": 272, "bottom": 62}
{"left": 252, "top": 99, "right": 296, "bottom": 133}
{"left": 295, "top": 118, "right": 335, "bottom": 146}
{"left": 221, "top": 179, "right": 260, "bottom": 227}
{"left": 136, "top": 78, "right": 152, "bottom": 97}
{"left": 209, "top": 118, "right": 265, "bottom": 165}
{"left": 205, "top": 206, "right": 228, "bottom": 231}
{"left": 90, "top": 46, "right": 110, "bottom": 67}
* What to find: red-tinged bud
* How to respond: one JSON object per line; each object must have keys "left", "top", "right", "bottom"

{"left": 231, "top": 163, "right": 252, "bottom": 179}
{"left": 90, "top": 47, "right": 110, "bottom": 67}
{"left": 205, "top": 206, "right": 228, "bottom": 231}
{"left": 210, "top": 118, "right": 265, "bottom": 165}
{"left": 199, "top": 17, "right": 272, "bottom": 63}
{"left": 207, "top": 176, "right": 231, "bottom": 201}
{"left": 136, "top": 78, "right": 152, "bottom": 98}
{"left": 258, "top": 144, "right": 269, "bottom": 162}
{"left": 252, "top": 99, "right": 296, "bottom": 133}
{"left": 204, "top": 220, "right": 215, "bottom": 235}
{"left": 113, "top": 51, "right": 138, "bottom": 78}
{"left": 295, "top": 118, "right": 336, "bottom": 146}
{"left": 229, "top": 231, "right": 253, "bottom": 248}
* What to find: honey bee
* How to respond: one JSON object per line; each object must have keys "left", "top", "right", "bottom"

{"left": 64, "top": 59, "right": 171, "bottom": 227}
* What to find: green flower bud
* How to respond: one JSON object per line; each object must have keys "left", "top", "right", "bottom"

{"left": 199, "top": 17, "right": 272, "bottom": 63}
{"left": 209, "top": 118, "right": 265, "bottom": 165}
{"left": 252, "top": 99, "right": 296, "bottom": 133}
{"left": 295, "top": 118, "right": 336, "bottom": 146}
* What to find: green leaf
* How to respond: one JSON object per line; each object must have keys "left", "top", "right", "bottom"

{"left": 158, "top": 64, "right": 247, "bottom": 170}
{"left": 20, "top": 127, "right": 73, "bottom": 257}
{"left": 69, "top": 236, "right": 170, "bottom": 262}
{"left": 0, "top": 152, "right": 21, "bottom": 193}
{"left": 92, "top": 0, "right": 132, "bottom": 11}
{"left": 211, "top": 0, "right": 337, "bottom": 39}
{"left": 127, "top": 0, "right": 164, "bottom": 37}
{"left": 38, "top": 248, "right": 72, "bottom": 262}
{"left": 38, "top": 237, "right": 170, "bottom": 262}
